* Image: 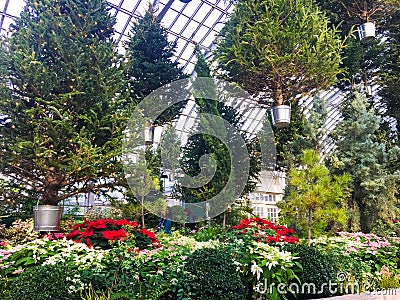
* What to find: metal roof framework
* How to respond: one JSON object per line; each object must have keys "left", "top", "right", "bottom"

{"left": 0, "top": 0, "right": 387, "bottom": 155}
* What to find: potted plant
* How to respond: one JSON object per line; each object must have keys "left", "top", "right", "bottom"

{"left": 215, "top": 0, "right": 346, "bottom": 128}
{"left": 0, "top": 0, "right": 127, "bottom": 232}
{"left": 33, "top": 204, "right": 63, "bottom": 232}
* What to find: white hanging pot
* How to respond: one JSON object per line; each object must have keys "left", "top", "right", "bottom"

{"left": 271, "top": 104, "right": 291, "bottom": 128}
{"left": 144, "top": 125, "right": 154, "bottom": 145}
{"left": 358, "top": 22, "right": 375, "bottom": 43}
{"left": 33, "top": 205, "right": 63, "bottom": 232}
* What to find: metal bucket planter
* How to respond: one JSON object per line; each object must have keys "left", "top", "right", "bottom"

{"left": 271, "top": 105, "right": 291, "bottom": 128}
{"left": 358, "top": 22, "right": 375, "bottom": 43}
{"left": 33, "top": 205, "right": 63, "bottom": 232}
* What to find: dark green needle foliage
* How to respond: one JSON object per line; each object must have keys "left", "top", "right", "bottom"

{"left": 125, "top": 7, "right": 187, "bottom": 125}
{"left": 0, "top": 0, "right": 127, "bottom": 205}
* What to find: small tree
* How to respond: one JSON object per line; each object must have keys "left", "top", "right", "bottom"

{"left": 214, "top": 0, "right": 346, "bottom": 106}
{"left": 280, "top": 149, "right": 351, "bottom": 245}
{"left": 0, "top": 0, "right": 127, "bottom": 206}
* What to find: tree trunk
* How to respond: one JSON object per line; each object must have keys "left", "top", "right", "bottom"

{"left": 222, "top": 211, "right": 226, "bottom": 229}
{"left": 307, "top": 208, "right": 312, "bottom": 246}
{"left": 141, "top": 195, "right": 145, "bottom": 228}
{"left": 42, "top": 167, "right": 63, "bottom": 205}
{"left": 274, "top": 81, "right": 284, "bottom": 106}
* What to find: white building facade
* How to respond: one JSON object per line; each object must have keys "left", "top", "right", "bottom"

{"left": 248, "top": 170, "right": 286, "bottom": 222}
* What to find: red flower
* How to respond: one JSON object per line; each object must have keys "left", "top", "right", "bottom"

{"left": 140, "top": 228, "right": 157, "bottom": 241}
{"left": 102, "top": 229, "right": 127, "bottom": 241}
{"left": 89, "top": 219, "right": 107, "bottom": 229}
{"left": 80, "top": 229, "right": 94, "bottom": 238}
{"left": 66, "top": 229, "right": 81, "bottom": 239}
{"left": 115, "top": 219, "right": 139, "bottom": 228}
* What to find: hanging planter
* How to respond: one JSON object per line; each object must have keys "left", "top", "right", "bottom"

{"left": 33, "top": 205, "right": 63, "bottom": 232}
{"left": 144, "top": 123, "right": 154, "bottom": 145}
{"left": 271, "top": 104, "right": 291, "bottom": 128}
{"left": 358, "top": 22, "right": 375, "bottom": 43}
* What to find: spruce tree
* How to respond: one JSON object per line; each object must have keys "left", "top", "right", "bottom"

{"left": 125, "top": 7, "right": 187, "bottom": 125}
{"left": 329, "top": 91, "right": 400, "bottom": 232}
{"left": 0, "top": 0, "right": 127, "bottom": 205}
{"left": 177, "top": 51, "right": 262, "bottom": 220}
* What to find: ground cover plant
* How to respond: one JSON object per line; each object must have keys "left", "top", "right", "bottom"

{"left": 0, "top": 217, "right": 399, "bottom": 299}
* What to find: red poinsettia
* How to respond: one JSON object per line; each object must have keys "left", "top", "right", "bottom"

{"left": 66, "top": 218, "right": 158, "bottom": 249}
{"left": 231, "top": 217, "right": 298, "bottom": 244}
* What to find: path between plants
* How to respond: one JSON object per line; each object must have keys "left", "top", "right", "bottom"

{"left": 312, "top": 289, "right": 400, "bottom": 300}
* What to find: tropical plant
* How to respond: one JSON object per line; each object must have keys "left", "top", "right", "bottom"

{"left": 66, "top": 218, "right": 158, "bottom": 249}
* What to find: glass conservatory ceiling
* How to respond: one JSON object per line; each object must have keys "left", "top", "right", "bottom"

{"left": 0, "top": 0, "right": 233, "bottom": 74}
{"left": 0, "top": 0, "right": 384, "bottom": 156}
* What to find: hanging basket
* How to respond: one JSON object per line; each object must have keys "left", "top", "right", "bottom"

{"left": 33, "top": 205, "right": 63, "bottom": 232}
{"left": 271, "top": 105, "right": 291, "bottom": 128}
{"left": 358, "top": 22, "right": 375, "bottom": 43}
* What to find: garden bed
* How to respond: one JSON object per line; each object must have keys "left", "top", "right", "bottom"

{"left": 0, "top": 217, "right": 399, "bottom": 300}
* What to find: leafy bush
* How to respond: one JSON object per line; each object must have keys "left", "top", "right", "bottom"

{"left": 179, "top": 247, "right": 246, "bottom": 300}
{"left": 283, "top": 243, "right": 338, "bottom": 299}
{"left": 3, "top": 264, "right": 81, "bottom": 300}
{"left": 191, "top": 224, "right": 226, "bottom": 242}
{"left": 0, "top": 218, "right": 39, "bottom": 246}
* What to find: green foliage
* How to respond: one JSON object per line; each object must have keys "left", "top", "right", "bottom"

{"left": 280, "top": 149, "right": 351, "bottom": 244}
{"left": 0, "top": 179, "right": 37, "bottom": 219}
{"left": 0, "top": 0, "right": 127, "bottom": 205}
{"left": 125, "top": 7, "right": 187, "bottom": 124}
{"left": 4, "top": 264, "right": 80, "bottom": 300}
{"left": 180, "top": 247, "right": 246, "bottom": 300}
{"left": 329, "top": 91, "right": 400, "bottom": 232}
{"left": 0, "top": 218, "right": 39, "bottom": 246}
{"left": 282, "top": 243, "right": 338, "bottom": 299}
{"left": 215, "top": 0, "right": 346, "bottom": 104}
{"left": 191, "top": 224, "right": 226, "bottom": 241}
{"left": 85, "top": 242, "right": 189, "bottom": 300}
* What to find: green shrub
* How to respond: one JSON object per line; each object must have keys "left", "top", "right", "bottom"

{"left": 4, "top": 264, "right": 81, "bottom": 300}
{"left": 179, "top": 247, "right": 246, "bottom": 300}
{"left": 0, "top": 218, "right": 39, "bottom": 246}
{"left": 283, "top": 243, "right": 338, "bottom": 299}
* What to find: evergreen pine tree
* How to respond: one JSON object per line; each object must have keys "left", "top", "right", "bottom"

{"left": 329, "top": 91, "right": 400, "bottom": 232}
{"left": 0, "top": 0, "right": 127, "bottom": 205}
{"left": 125, "top": 7, "right": 187, "bottom": 124}
{"left": 214, "top": 0, "right": 345, "bottom": 105}
{"left": 177, "top": 51, "right": 261, "bottom": 220}
{"left": 279, "top": 149, "right": 351, "bottom": 244}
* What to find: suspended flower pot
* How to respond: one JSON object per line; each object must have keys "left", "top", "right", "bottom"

{"left": 144, "top": 122, "right": 154, "bottom": 145}
{"left": 33, "top": 205, "right": 63, "bottom": 232}
{"left": 271, "top": 104, "right": 291, "bottom": 128}
{"left": 358, "top": 22, "right": 375, "bottom": 43}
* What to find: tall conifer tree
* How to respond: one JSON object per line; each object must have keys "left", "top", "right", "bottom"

{"left": 125, "top": 7, "right": 187, "bottom": 125}
{"left": 0, "top": 0, "right": 127, "bottom": 205}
